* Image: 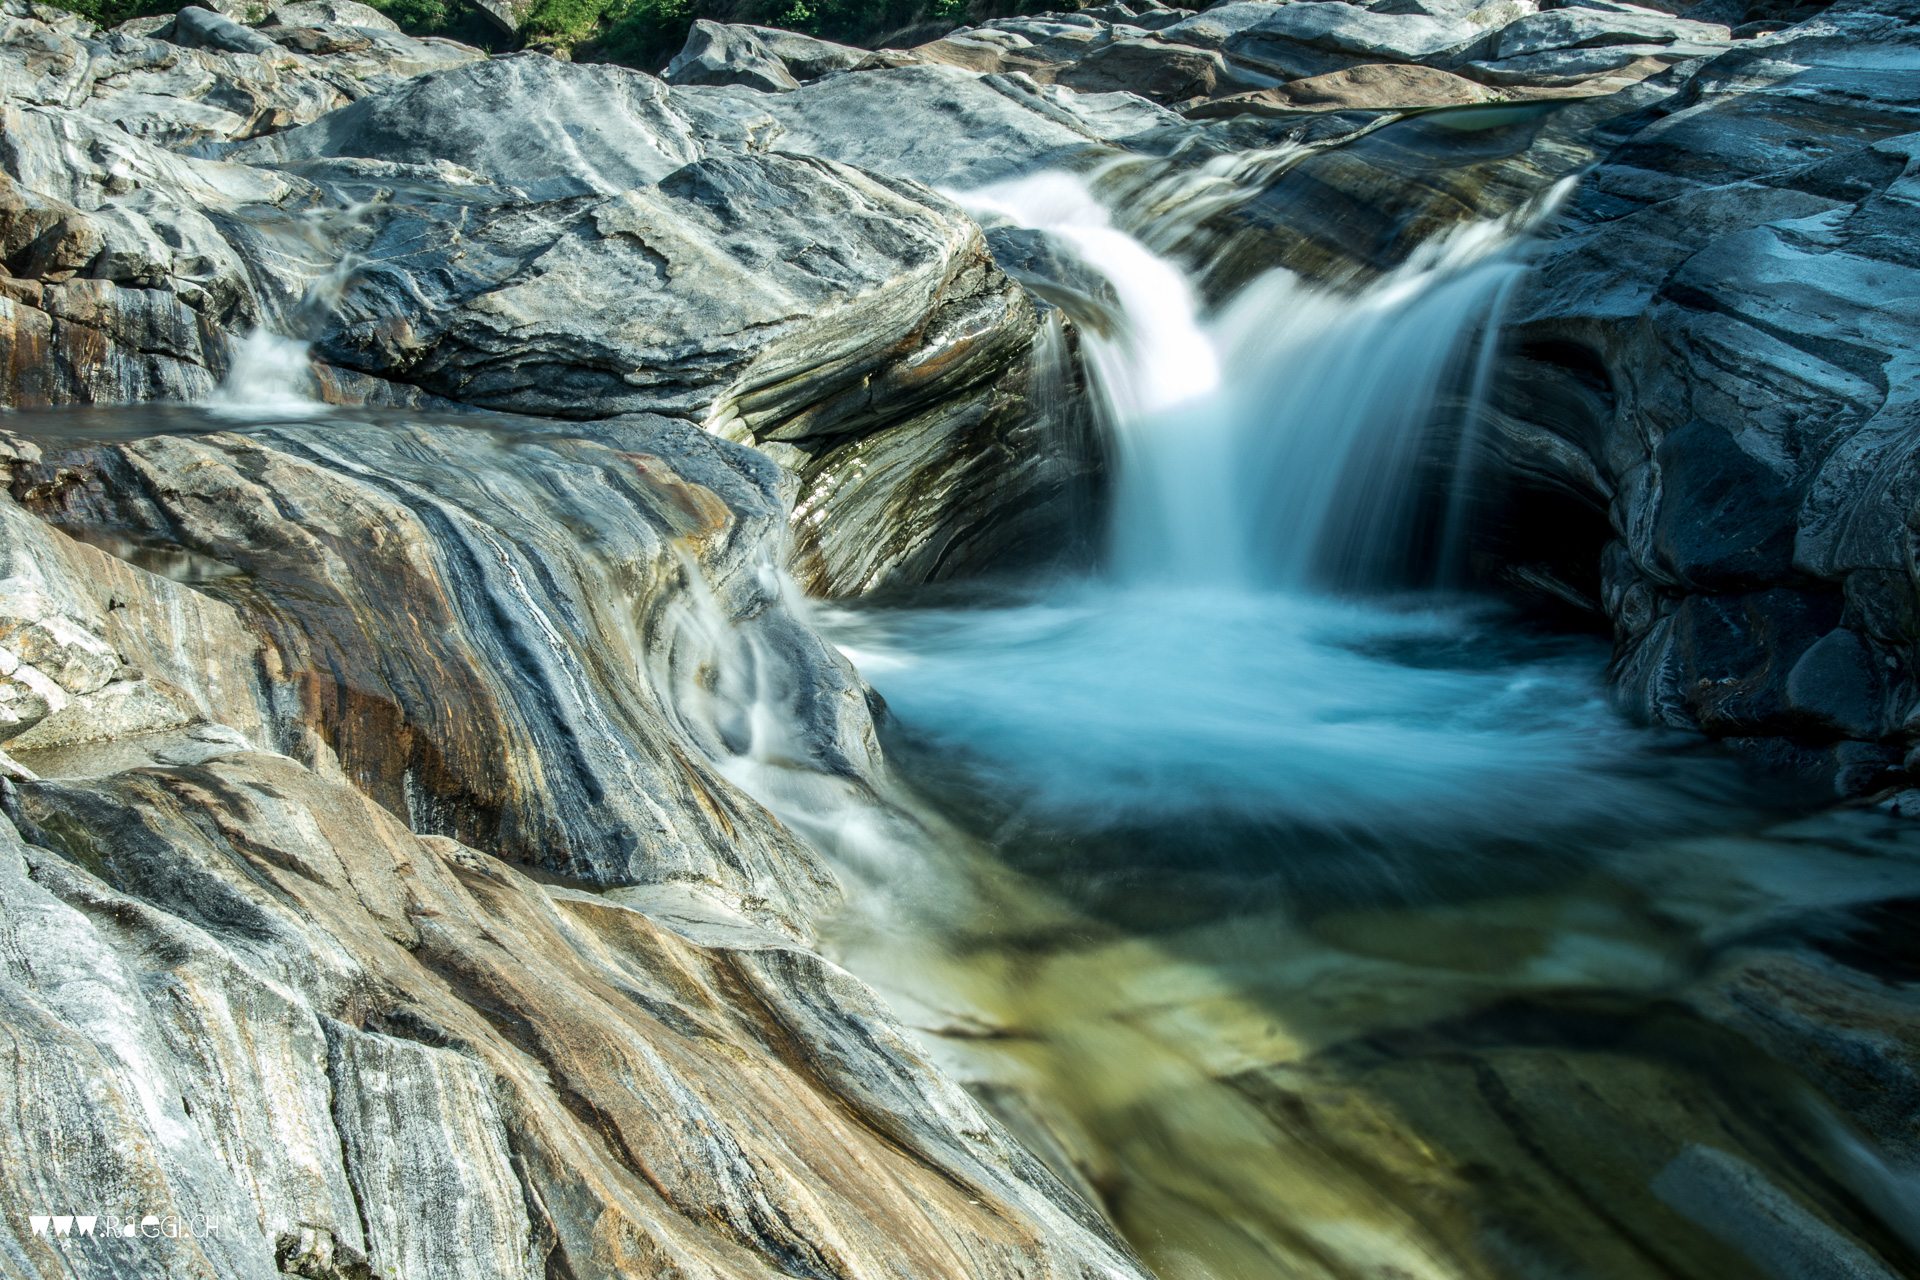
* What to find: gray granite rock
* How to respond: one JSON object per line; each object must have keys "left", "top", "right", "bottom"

{"left": 1497, "top": 0, "right": 1920, "bottom": 791}
{"left": 0, "top": 0, "right": 479, "bottom": 150}
{"left": 664, "top": 17, "right": 801, "bottom": 89}
{"left": 0, "top": 743, "right": 1151, "bottom": 1280}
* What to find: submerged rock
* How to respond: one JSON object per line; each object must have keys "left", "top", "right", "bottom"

{"left": 2, "top": 0, "right": 1919, "bottom": 1271}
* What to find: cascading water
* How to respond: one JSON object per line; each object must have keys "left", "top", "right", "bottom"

{"left": 960, "top": 169, "right": 1566, "bottom": 591}
{"left": 209, "top": 329, "right": 324, "bottom": 415}
{"left": 825, "top": 167, "right": 1677, "bottom": 844}
{"left": 207, "top": 201, "right": 378, "bottom": 415}
{"left": 800, "top": 160, "right": 1905, "bottom": 1280}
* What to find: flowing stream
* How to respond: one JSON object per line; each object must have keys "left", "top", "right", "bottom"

{"left": 20, "top": 141, "right": 1920, "bottom": 1280}
{"left": 802, "top": 163, "right": 1920, "bottom": 1280}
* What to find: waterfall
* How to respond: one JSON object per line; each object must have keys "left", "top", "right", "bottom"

{"left": 208, "top": 329, "right": 322, "bottom": 415}
{"left": 207, "top": 202, "right": 378, "bottom": 416}
{"left": 819, "top": 169, "right": 1691, "bottom": 844}
{"left": 959, "top": 171, "right": 1567, "bottom": 591}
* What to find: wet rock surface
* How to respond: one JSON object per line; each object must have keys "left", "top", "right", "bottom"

{"left": 0, "top": 406, "right": 1149, "bottom": 1278}
{"left": 1498, "top": 0, "right": 1920, "bottom": 795}
{"left": 3, "top": 0, "right": 1920, "bottom": 1275}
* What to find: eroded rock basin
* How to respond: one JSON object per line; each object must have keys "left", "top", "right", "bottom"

{"left": 818, "top": 583, "right": 1920, "bottom": 1280}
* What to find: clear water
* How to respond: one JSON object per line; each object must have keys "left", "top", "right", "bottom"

{"left": 803, "top": 165, "right": 1920, "bottom": 1280}
{"left": 12, "top": 145, "right": 1919, "bottom": 1280}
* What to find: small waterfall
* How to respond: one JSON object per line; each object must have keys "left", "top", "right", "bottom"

{"left": 961, "top": 170, "right": 1567, "bottom": 592}
{"left": 208, "top": 202, "right": 377, "bottom": 415}
{"left": 208, "top": 329, "right": 322, "bottom": 415}
{"left": 1205, "top": 225, "right": 1532, "bottom": 589}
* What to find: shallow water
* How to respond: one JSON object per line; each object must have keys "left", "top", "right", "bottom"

{"left": 828, "top": 584, "right": 1730, "bottom": 841}
{"left": 802, "top": 156, "right": 1920, "bottom": 1279}
{"left": 817, "top": 584, "right": 1920, "bottom": 1280}
{"left": 14, "top": 137, "right": 1920, "bottom": 1280}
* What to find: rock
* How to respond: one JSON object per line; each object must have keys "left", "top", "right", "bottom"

{"left": 661, "top": 19, "right": 879, "bottom": 89}
{"left": 1056, "top": 36, "right": 1229, "bottom": 102}
{"left": 9, "top": 415, "right": 864, "bottom": 921}
{"left": 1158, "top": 0, "right": 1499, "bottom": 79}
{"left": 1196, "top": 60, "right": 1500, "bottom": 112}
{"left": 267, "top": 0, "right": 403, "bottom": 33}
{"left": 0, "top": 98, "right": 321, "bottom": 402}
{"left": 674, "top": 63, "right": 1187, "bottom": 189}
{"left": 325, "top": 1022, "right": 542, "bottom": 1280}
{"left": 1464, "top": 44, "right": 1702, "bottom": 87}
{"left": 236, "top": 56, "right": 704, "bottom": 199}
{"left": 738, "top": 23, "right": 874, "bottom": 77}
{"left": 0, "top": 0, "right": 479, "bottom": 150}
{"left": 1654, "top": 1145, "right": 1905, "bottom": 1280}
{"left": 469, "top": 0, "right": 533, "bottom": 34}
{"left": 3, "top": 22, "right": 1104, "bottom": 594}
{"left": 664, "top": 18, "right": 801, "bottom": 91}
{"left": 0, "top": 382, "right": 1138, "bottom": 1266}
{"left": 1490, "top": 5, "right": 1732, "bottom": 58}
{"left": 171, "top": 4, "right": 284, "bottom": 56}
{"left": 1496, "top": 0, "right": 1920, "bottom": 788}
{"left": 1785, "top": 628, "right": 1887, "bottom": 741}
{"left": 0, "top": 746, "right": 1150, "bottom": 1280}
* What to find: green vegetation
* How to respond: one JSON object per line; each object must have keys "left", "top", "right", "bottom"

{"left": 521, "top": 0, "right": 694, "bottom": 66}
{"left": 44, "top": 0, "right": 1012, "bottom": 74}
{"left": 516, "top": 0, "right": 972, "bottom": 68}
{"left": 43, "top": 0, "right": 176, "bottom": 27}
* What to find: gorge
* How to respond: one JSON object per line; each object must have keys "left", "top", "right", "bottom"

{"left": 2, "top": 0, "right": 1920, "bottom": 1277}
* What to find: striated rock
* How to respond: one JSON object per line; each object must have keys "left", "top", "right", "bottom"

{"left": 325, "top": 1024, "right": 542, "bottom": 1280}
{"left": 0, "top": 741, "right": 1149, "bottom": 1279}
{"left": 903, "top": 0, "right": 1741, "bottom": 112}
{"left": 0, "top": 395, "right": 1142, "bottom": 1270}
{"left": 9, "top": 414, "right": 865, "bottom": 922}
{"left": 1495, "top": 0, "right": 1920, "bottom": 791}
{"left": 235, "top": 55, "right": 706, "bottom": 198}
{"left": 1191, "top": 60, "right": 1499, "bottom": 113}
{"left": 0, "top": 0, "right": 479, "bottom": 150}
{"left": 0, "top": 99, "right": 322, "bottom": 403}
{"left": 737, "top": 21, "right": 876, "bottom": 77}
{"left": 1055, "top": 36, "right": 1228, "bottom": 102}
{"left": 1157, "top": 0, "right": 1497, "bottom": 78}
{"left": 665, "top": 17, "right": 802, "bottom": 90}
{"left": 675, "top": 62, "right": 1187, "bottom": 188}
{"left": 2, "top": 0, "right": 1917, "bottom": 1275}
{"left": 2, "top": 26, "right": 1102, "bottom": 593}
{"left": 1489, "top": 5, "right": 1732, "bottom": 59}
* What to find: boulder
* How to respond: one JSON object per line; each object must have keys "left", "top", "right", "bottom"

{"left": 672, "top": 62, "right": 1186, "bottom": 189}
{"left": 1158, "top": 0, "right": 1501, "bottom": 78}
{"left": 1196, "top": 60, "right": 1500, "bottom": 111}
{"left": 1490, "top": 5, "right": 1732, "bottom": 57}
{"left": 0, "top": 0, "right": 479, "bottom": 150}
{"left": 1056, "top": 36, "right": 1229, "bottom": 101}
{"left": 663, "top": 18, "right": 873, "bottom": 88}
{"left": 663, "top": 17, "right": 801, "bottom": 91}
{"left": 1496, "top": 0, "right": 1920, "bottom": 789}
{"left": 236, "top": 56, "right": 705, "bottom": 198}
{"left": 267, "top": 0, "right": 404, "bottom": 32}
